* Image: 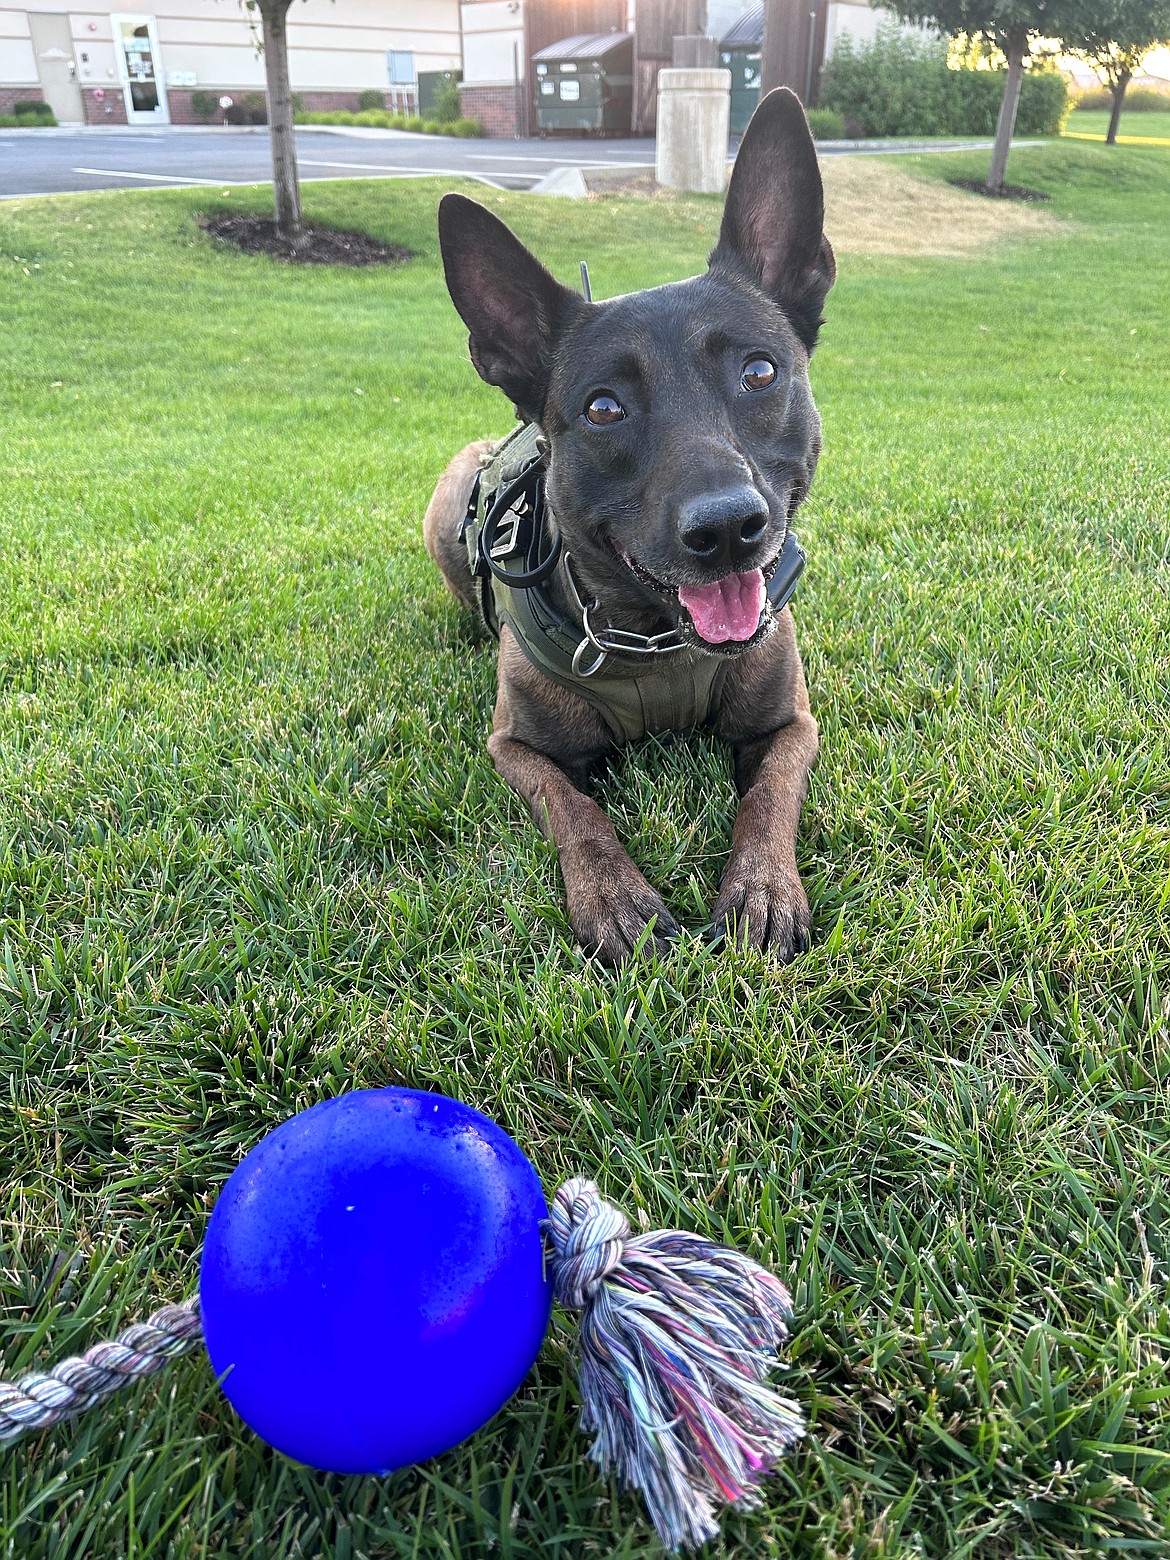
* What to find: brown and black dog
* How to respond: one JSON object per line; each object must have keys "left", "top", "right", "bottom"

{"left": 424, "top": 88, "right": 834, "bottom": 965}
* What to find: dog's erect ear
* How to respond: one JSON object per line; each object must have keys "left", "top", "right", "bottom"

{"left": 438, "top": 193, "right": 582, "bottom": 420}
{"left": 709, "top": 88, "right": 836, "bottom": 353}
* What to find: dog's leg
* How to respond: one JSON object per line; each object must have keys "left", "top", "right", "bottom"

{"left": 713, "top": 610, "right": 819, "bottom": 960}
{"left": 489, "top": 631, "right": 678, "bottom": 964}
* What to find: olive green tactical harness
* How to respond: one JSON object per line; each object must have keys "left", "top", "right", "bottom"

{"left": 461, "top": 422, "right": 805, "bottom": 747}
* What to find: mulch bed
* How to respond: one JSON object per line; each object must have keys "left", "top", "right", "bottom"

{"left": 198, "top": 214, "right": 412, "bottom": 266}
{"left": 949, "top": 179, "right": 1051, "bottom": 203}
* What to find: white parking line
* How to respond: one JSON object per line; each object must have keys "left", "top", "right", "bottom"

{"left": 298, "top": 158, "right": 511, "bottom": 188}
{"left": 467, "top": 153, "right": 651, "bottom": 165}
{"left": 300, "top": 157, "right": 498, "bottom": 175}
{"left": 73, "top": 166, "right": 224, "bottom": 185}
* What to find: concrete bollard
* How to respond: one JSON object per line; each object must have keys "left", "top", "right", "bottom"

{"left": 655, "top": 67, "right": 731, "bottom": 195}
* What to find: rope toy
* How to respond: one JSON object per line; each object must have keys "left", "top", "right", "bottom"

{"left": 1, "top": 1088, "right": 804, "bottom": 1551}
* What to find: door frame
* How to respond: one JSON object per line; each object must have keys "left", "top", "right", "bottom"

{"left": 110, "top": 13, "right": 170, "bottom": 125}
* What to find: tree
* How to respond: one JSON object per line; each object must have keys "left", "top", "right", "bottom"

{"left": 244, "top": 0, "right": 304, "bottom": 247}
{"left": 877, "top": 1, "right": 1082, "bottom": 190}
{"left": 1066, "top": 0, "right": 1170, "bottom": 143}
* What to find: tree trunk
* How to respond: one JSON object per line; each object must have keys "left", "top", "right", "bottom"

{"left": 259, "top": 0, "right": 302, "bottom": 246}
{"left": 1107, "top": 71, "right": 1132, "bottom": 145}
{"left": 986, "top": 28, "right": 1027, "bottom": 193}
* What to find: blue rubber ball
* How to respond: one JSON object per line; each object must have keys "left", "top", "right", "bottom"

{"left": 199, "top": 1088, "right": 553, "bottom": 1474}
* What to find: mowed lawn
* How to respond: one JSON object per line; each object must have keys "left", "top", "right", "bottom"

{"left": 1, "top": 141, "right": 1169, "bottom": 1559}
{"left": 1065, "top": 107, "right": 1170, "bottom": 143}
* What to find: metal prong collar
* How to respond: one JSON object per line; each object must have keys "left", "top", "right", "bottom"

{"left": 563, "top": 553, "right": 688, "bottom": 678}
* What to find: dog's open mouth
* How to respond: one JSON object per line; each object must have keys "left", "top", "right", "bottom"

{"left": 619, "top": 548, "right": 779, "bottom": 646}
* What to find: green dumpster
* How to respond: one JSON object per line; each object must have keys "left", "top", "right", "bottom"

{"left": 719, "top": 5, "right": 763, "bottom": 135}
{"left": 533, "top": 32, "right": 633, "bottom": 135}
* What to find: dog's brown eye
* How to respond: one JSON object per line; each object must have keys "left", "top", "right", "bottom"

{"left": 742, "top": 357, "right": 776, "bottom": 391}
{"left": 584, "top": 392, "right": 625, "bottom": 426}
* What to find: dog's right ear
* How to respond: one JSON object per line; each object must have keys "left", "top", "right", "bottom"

{"left": 438, "top": 193, "right": 582, "bottom": 421}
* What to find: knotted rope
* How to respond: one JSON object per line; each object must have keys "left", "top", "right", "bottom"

{"left": 2, "top": 1185, "right": 803, "bottom": 1551}
{"left": 544, "top": 1179, "right": 805, "bottom": 1551}
{"left": 0, "top": 1297, "right": 202, "bottom": 1446}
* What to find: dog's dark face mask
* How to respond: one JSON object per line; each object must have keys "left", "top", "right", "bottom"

{"left": 438, "top": 89, "right": 835, "bottom": 653}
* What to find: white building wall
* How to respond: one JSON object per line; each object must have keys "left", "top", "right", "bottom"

{"left": 460, "top": 0, "right": 525, "bottom": 88}
{"left": 0, "top": 0, "right": 461, "bottom": 92}
{"left": 0, "top": 9, "right": 37, "bottom": 82}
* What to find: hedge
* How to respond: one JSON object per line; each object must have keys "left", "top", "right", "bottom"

{"left": 820, "top": 26, "right": 1070, "bottom": 139}
{"left": 1073, "top": 85, "right": 1170, "bottom": 112}
{"left": 296, "top": 109, "right": 483, "bottom": 137}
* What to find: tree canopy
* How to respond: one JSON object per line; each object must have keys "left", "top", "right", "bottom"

{"left": 1066, "top": 0, "right": 1170, "bottom": 89}
{"left": 878, "top": 0, "right": 1086, "bottom": 50}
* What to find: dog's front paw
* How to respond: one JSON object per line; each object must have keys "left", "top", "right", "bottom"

{"left": 561, "top": 841, "right": 678, "bottom": 966}
{"left": 709, "top": 858, "right": 811, "bottom": 962}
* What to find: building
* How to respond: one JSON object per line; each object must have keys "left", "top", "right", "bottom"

{"left": 2, "top": 0, "right": 929, "bottom": 132}
{"left": 0, "top": 0, "right": 460, "bottom": 125}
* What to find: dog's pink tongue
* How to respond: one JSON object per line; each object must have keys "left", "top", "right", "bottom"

{"left": 678, "top": 570, "right": 766, "bottom": 644}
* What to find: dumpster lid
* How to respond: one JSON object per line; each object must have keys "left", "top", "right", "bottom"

{"left": 532, "top": 31, "right": 633, "bottom": 62}
{"left": 719, "top": 4, "right": 764, "bottom": 48}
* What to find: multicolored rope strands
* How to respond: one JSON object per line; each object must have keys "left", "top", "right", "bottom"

{"left": 0, "top": 1298, "right": 203, "bottom": 1445}
{"left": 545, "top": 1178, "right": 806, "bottom": 1551}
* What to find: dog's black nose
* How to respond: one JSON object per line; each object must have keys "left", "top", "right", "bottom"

{"left": 677, "top": 488, "right": 770, "bottom": 569}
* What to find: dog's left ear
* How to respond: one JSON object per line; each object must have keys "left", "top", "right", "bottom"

{"left": 709, "top": 88, "right": 836, "bottom": 353}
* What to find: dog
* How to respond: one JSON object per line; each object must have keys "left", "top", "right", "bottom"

{"left": 424, "top": 88, "right": 835, "bottom": 965}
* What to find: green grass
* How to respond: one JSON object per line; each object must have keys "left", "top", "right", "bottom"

{"left": 1065, "top": 108, "right": 1170, "bottom": 142}
{"left": 1, "top": 142, "right": 1169, "bottom": 1559}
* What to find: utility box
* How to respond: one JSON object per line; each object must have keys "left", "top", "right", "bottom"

{"left": 417, "top": 69, "right": 462, "bottom": 119}
{"left": 533, "top": 32, "right": 634, "bottom": 135}
{"left": 719, "top": 4, "right": 763, "bottom": 135}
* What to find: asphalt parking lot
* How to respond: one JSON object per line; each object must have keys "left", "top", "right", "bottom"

{"left": 0, "top": 126, "right": 658, "bottom": 199}
{"left": 0, "top": 125, "right": 1016, "bottom": 201}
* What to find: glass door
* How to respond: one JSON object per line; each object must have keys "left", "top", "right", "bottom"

{"left": 111, "top": 14, "right": 169, "bottom": 125}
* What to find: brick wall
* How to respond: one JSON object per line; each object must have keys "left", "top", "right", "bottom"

{"left": 0, "top": 88, "right": 45, "bottom": 115}
{"left": 460, "top": 84, "right": 520, "bottom": 137}
{"left": 83, "top": 88, "right": 128, "bottom": 125}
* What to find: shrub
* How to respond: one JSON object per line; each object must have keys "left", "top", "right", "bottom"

{"left": 12, "top": 99, "right": 55, "bottom": 123}
{"left": 297, "top": 108, "right": 484, "bottom": 137}
{"left": 290, "top": 92, "right": 306, "bottom": 117}
{"left": 430, "top": 76, "right": 462, "bottom": 124}
{"left": 806, "top": 107, "right": 846, "bottom": 139}
{"left": 243, "top": 90, "right": 267, "bottom": 125}
{"left": 820, "top": 24, "right": 1069, "bottom": 138}
{"left": 1014, "top": 71, "right": 1070, "bottom": 135}
{"left": 358, "top": 89, "right": 385, "bottom": 112}
{"left": 190, "top": 89, "right": 218, "bottom": 119}
{"left": 0, "top": 110, "right": 56, "bottom": 127}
